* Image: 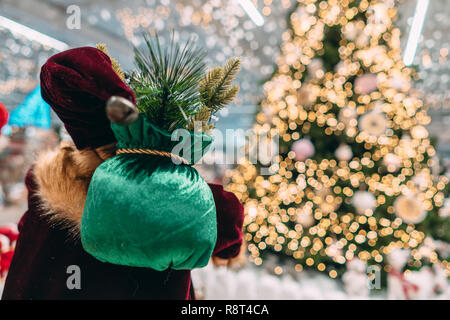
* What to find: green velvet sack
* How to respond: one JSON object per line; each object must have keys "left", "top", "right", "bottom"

{"left": 81, "top": 114, "right": 217, "bottom": 271}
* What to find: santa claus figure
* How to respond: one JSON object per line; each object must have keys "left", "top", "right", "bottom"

{"left": 2, "top": 47, "right": 244, "bottom": 299}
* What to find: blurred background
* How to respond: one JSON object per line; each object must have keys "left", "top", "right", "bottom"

{"left": 0, "top": 0, "right": 449, "bottom": 299}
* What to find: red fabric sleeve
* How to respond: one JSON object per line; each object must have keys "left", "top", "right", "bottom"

{"left": 208, "top": 183, "right": 244, "bottom": 259}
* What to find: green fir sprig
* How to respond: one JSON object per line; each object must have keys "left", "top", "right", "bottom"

{"left": 187, "top": 58, "right": 241, "bottom": 131}
{"left": 199, "top": 57, "right": 241, "bottom": 111}
{"left": 129, "top": 33, "right": 207, "bottom": 131}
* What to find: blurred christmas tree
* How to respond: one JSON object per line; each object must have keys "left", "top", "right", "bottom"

{"left": 226, "top": 0, "right": 449, "bottom": 283}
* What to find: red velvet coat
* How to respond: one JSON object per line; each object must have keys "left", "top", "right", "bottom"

{"left": 2, "top": 46, "right": 244, "bottom": 300}
{"left": 2, "top": 169, "right": 244, "bottom": 300}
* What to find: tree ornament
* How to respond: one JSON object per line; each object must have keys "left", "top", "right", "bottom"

{"left": 399, "top": 134, "right": 416, "bottom": 158}
{"left": 335, "top": 61, "right": 349, "bottom": 76}
{"left": 352, "top": 191, "right": 376, "bottom": 215}
{"left": 296, "top": 211, "right": 315, "bottom": 228}
{"left": 325, "top": 241, "right": 342, "bottom": 259}
{"left": 358, "top": 111, "right": 388, "bottom": 137}
{"left": 291, "top": 138, "right": 314, "bottom": 161}
{"left": 354, "top": 73, "right": 378, "bottom": 95}
{"left": 394, "top": 195, "right": 427, "bottom": 224}
{"left": 335, "top": 144, "right": 353, "bottom": 161}
{"left": 411, "top": 125, "right": 429, "bottom": 140}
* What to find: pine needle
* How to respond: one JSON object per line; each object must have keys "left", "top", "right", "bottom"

{"left": 187, "top": 106, "right": 213, "bottom": 132}
{"left": 199, "top": 67, "right": 223, "bottom": 101}
{"left": 129, "top": 32, "right": 207, "bottom": 131}
{"left": 220, "top": 58, "right": 241, "bottom": 89}
{"left": 188, "top": 57, "right": 241, "bottom": 131}
{"left": 220, "top": 85, "right": 240, "bottom": 106}
{"left": 199, "top": 57, "right": 241, "bottom": 111}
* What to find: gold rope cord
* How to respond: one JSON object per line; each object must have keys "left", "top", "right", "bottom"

{"left": 116, "top": 148, "right": 190, "bottom": 165}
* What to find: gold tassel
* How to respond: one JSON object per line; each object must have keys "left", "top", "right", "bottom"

{"left": 96, "top": 43, "right": 125, "bottom": 81}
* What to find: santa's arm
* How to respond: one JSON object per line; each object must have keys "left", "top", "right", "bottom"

{"left": 207, "top": 183, "right": 244, "bottom": 260}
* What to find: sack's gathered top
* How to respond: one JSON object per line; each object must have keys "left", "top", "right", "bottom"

{"left": 41, "top": 35, "right": 242, "bottom": 271}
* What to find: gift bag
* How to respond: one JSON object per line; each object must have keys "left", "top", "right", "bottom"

{"left": 80, "top": 33, "right": 241, "bottom": 271}
{"left": 81, "top": 114, "right": 217, "bottom": 270}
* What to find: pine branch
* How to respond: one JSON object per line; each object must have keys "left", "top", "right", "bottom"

{"left": 188, "top": 58, "right": 241, "bottom": 132}
{"left": 218, "top": 84, "right": 240, "bottom": 106}
{"left": 129, "top": 32, "right": 207, "bottom": 131}
{"left": 200, "top": 58, "right": 241, "bottom": 111}
{"left": 199, "top": 67, "right": 223, "bottom": 102}
{"left": 219, "top": 58, "right": 241, "bottom": 91}
{"left": 186, "top": 106, "right": 213, "bottom": 132}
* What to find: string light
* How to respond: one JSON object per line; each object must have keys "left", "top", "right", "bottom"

{"left": 226, "top": 0, "right": 449, "bottom": 278}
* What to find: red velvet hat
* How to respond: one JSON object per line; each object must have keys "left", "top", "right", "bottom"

{"left": 40, "top": 47, "right": 136, "bottom": 150}
{"left": 0, "top": 102, "right": 8, "bottom": 133}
